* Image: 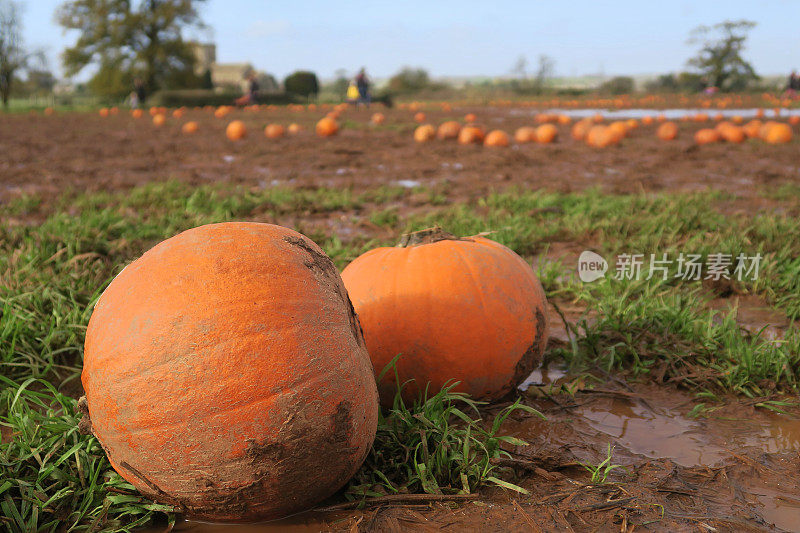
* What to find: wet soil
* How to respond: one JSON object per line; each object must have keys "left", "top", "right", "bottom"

{"left": 4, "top": 106, "right": 800, "bottom": 531}
{"left": 2, "top": 106, "right": 799, "bottom": 212}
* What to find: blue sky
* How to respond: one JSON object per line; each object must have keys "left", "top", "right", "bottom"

{"left": 21, "top": 0, "right": 800, "bottom": 81}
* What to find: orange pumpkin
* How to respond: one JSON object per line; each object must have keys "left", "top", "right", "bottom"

{"left": 413, "top": 124, "right": 436, "bottom": 142}
{"left": 43, "top": 107, "right": 55, "bottom": 116}
{"left": 181, "top": 121, "right": 198, "bottom": 134}
{"left": 719, "top": 125, "right": 745, "bottom": 143}
{"left": 437, "top": 120, "right": 462, "bottom": 140}
{"left": 571, "top": 119, "right": 593, "bottom": 141}
{"left": 131, "top": 109, "right": 143, "bottom": 119}
{"left": 172, "top": 109, "right": 184, "bottom": 119}
{"left": 264, "top": 124, "right": 286, "bottom": 139}
{"left": 642, "top": 115, "right": 654, "bottom": 125}
{"left": 371, "top": 113, "right": 385, "bottom": 125}
{"left": 152, "top": 114, "right": 166, "bottom": 127}
{"left": 608, "top": 121, "right": 628, "bottom": 141}
{"left": 226, "top": 120, "right": 247, "bottom": 140}
{"left": 557, "top": 114, "right": 572, "bottom": 125}
{"left": 287, "top": 123, "right": 302, "bottom": 134}
{"left": 464, "top": 113, "right": 477, "bottom": 123}
{"left": 414, "top": 112, "right": 426, "bottom": 123}
{"left": 586, "top": 125, "right": 617, "bottom": 147}
{"left": 694, "top": 128, "right": 720, "bottom": 145}
{"left": 316, "top": 117, "right": 339, "bottom": 137}
{"left": 743, "top": 120, "right": 762, "bottom": 139}
{"left": 458, "top": 125, "right": 485, "bottom": 145}
{"left": 99, "top": 108, "right": 110, "bottom": 117}
{"left": 789, "top": 116, "right": 800, "bottom": 126}
{"left": 514, "top": 126, "right": 536, "bottom": 143}
{"left": 82, "top": 223, "right": 379, "bottom": 521}
{"left": 341, "top": 228, "right": 548, "bottom": 405}
{"left": 535, "top": 123, "right": 558, "bottom": 143}
{"left": 656, "top": 122, "right": 678, "bottom": 141}
{"left": 764, "top": 123, "right": 792, "bottom": 144}
{"left": 484, "top": 130, "right": 510, "bottom": 147}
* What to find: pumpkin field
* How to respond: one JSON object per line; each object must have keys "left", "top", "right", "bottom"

{"left": 2, "top": 98, "right": 800, "bottom": 533}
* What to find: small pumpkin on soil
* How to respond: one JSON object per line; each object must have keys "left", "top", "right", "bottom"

{"left": 81, "top": 222, "right": 379, "bottom": 522}
{"left": 341, "top": 227, "right": 549, "bottom": 406}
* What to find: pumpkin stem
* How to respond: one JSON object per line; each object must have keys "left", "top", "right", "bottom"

{"left": 397, "top": 226, "right": 464, "bottom": 247}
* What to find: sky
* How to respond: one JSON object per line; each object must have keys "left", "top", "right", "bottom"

{"left": 21, "top": 0, "right": 800, "bottom": 82}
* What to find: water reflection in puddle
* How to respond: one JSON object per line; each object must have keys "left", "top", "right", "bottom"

{"left": 580, "top": 400, "right": 726, "bottom": 467}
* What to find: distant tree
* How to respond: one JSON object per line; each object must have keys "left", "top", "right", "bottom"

{"left": 0, "top": 0, "right": 29, "bottom": 107}
{"left": 511, "top": 55, "right": 528, "bottom": 79}
{"left": 645, "top": 73, "right": 679, "bottom": 93}
{"left": 57, "top": 0, "right": 206, "bottom": 98}
{"left": 387, "top": 67, "right": 431, "bottom": 93}
{"left": 535, "top": 55, "right": 555, "bottom": 88}
{"left": 599, "top": 76, "right": 634, "bottom": 95}
{"left": 687, "top": 20, "right": 758, "bottom": 91}
{"left": 283, "top": 71, "right": 319, "bottom": 99}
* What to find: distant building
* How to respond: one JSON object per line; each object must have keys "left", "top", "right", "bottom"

{"left": 189, "top": 42, "right": 279, "bottom": 93}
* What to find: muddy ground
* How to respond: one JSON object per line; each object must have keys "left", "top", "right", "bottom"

{"left": 1, "top": 105, "right": 798, "bottom": 208}
{"left": 3, "top": 106, "right": 800, "bottom": 531}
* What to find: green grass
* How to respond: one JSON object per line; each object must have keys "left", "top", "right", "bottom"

{"left": 346, "top": 361, "right": 543, "bottom": 499}
{"left": 0, "top": 377, "right": 175, "bottom": 532}
{"left": 1, "top": 178, "right": 798, "bottom": 530}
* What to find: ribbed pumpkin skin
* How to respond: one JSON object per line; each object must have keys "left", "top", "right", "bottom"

{"left": 341, "top": 236, "right": 548, "bottom": 406}
{"left": 82, "top": 222, "right": 378, "bottom": 522}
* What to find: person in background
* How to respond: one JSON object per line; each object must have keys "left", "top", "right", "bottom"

{"left": 346, "top": 81, "right": 360, "bottom": 105}
{"left": 355, "top": 67, "right": 371, "bottom": 107}
{"left": 786, "top": 71, "right": 798, "bottom": 98}
{"left": 247, "top": 72, "right": 259, "bottom": 104}
{"left": 133, "top": 78, "right": 146, "bottom": 107}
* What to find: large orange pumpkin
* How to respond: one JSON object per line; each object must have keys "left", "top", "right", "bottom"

{"left": 514, "top": 126, "right": 536, "bottom": 143}
{"left": 413, "top": 124, "right": 436, "bottom": 142}
{"left": 764, "top": 123, "right": 792, "bottom": 144}
{"left": 341, "top": 228, "right": 548, "bottom": 405}
{"left": 82, "top": 223, "right": 379, "bottom": 521}
{"left": 535, "top": 123, "right": 558, "bottom": 143}
{"left": 484, "top": 130, "right": 510, "bottom": 147}
{"left": 181, "top": 121, "right": 198, "bottom": 135}
{"left": 264, "top": 124, "right": 286, "bottom": 139}
{"left": 437, "top": 120, "right": 462, "bottom": 140}
{"left": 316, "top": 117, "right": 339, "bottom": 137}
{"left": 656, "top": 122, "right": 678, "bottom": 141}
{"left": 226, "top": 120, "right": 247, "bottom": 140}
{"left": 458, "top": 125, "right": 485, "bottom": 145}
{"left": 694, "top": 128, "right": 720, "bottom": 145}
{"left": 152, "top": 114, "right": 166, "bottom": 127}
{"left": 586, "top": 125, "right": 617, "bottom": 147}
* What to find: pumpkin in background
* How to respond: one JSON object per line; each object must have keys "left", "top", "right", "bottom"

{"left": 586, "top": 125, "right": 618, "bottom": 147}
{"left": 764, "top": 123, "right": 792, "bottom": 144}
{"left": 82, "top": 223, "right": 379, "bottom": 522}
{"left": 514, "top": 126, "right": 536, "bottom": 143}
{"left": 608, "top": 121, "right": 628, "bottom": 141}
{"left": 413, "top": 124, "right": 436, "bottom": 143}
{"left": 656, "top": 122, "right": 678, "bottom": 141}
{"left": 316, "top": 117, "right": 339, "bottom": 137}
{"left": 694, "top": 128, "right": 720, "bottom": 145}
{"left": 464, "top": 113, "right": 477, "bottom": 123}
{"left": 172, "top": 109, "right": 184, "bottom": 119}
{"left": 413, "top": 112, "right": 426, "bottom": 123}
{"left": 557, "top": 114, "right": 572, "bottom": 125}
{"left": 719, "top": 124, "right": 745, "bottom": 143}
{"left": 571, "top": 119, "right": 593, "bottom": 141}
{"left": 743, "top": 120, "right": 762, "bottom": 139}
{"left": 642, "top": 115, "right": 654, "bottom": 125}
{"left": 789, "top": 116, "right": 800, "bottom": 126}
{"left": 99, "top": 108, "right": 109, "bottom": 117}
{"left": 131, "top": 109, "right": 143, "bottom": 119}
{"left": 152, "top": 114, "right": 166, "bottom": 127}
{"left": 341, "top": 228, "right": 548, "bottom": 406}
{"left": 181, "top": 121, "right": 198, "bottom": 135}
{"left": 458, "top": 125, "right": 485, "bottom": 145}
{"left": 535, "top": 123, "right": 558, "bottom": 143}
{"left": 226, "top": 120, "right": 247, "bottom": 140}
{"left": 264, "top": 124, "right": 286, "bottom": 139}
{"left": 371, "top": 113, "right": 385, "bottom": 125}
{"left": 288, "top": 123, "right": 302, "bottom": 134}
{"left": 484, "top": 130, "right": 510, "bottom": 147}
{"left": 437, "top": 120, "right": 462, "bottom": 140}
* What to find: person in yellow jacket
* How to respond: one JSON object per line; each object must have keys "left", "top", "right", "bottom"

{"left": 346, "top": 82, "right": 360, "bottom": 104}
